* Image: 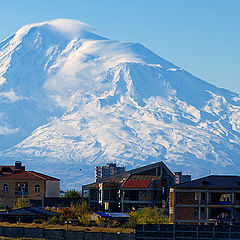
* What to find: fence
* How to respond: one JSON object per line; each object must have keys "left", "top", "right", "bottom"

{"left": 136, "top": 224, "right": 240, "bottom": 240}
{"left": 0, "top": 226, "right": 134, "bottom": 240}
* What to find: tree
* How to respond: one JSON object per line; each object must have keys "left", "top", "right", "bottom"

{"left": 64, "top": 190, "right": 81, "bottom": 199}
{"left": 126, "top": 207, "right": 168, "bottom": 228}
{"left": 74, "top": 201, "right": 92, "bottom": 226}
{"left": 57, "top": 201, "right": 92, "bottom": 226}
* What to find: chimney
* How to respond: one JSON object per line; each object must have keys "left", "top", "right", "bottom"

{"left": 15, "top": 161, "right": 22, "bottom": 170}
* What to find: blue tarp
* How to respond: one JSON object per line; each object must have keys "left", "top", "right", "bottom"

{"left": 94, "top": 212, "right": 129, "bottom": 218}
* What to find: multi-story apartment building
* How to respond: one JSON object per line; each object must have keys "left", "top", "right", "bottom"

{"left": 169, "top": 175, "right": 240, "bottom": 224}
{"left": 0, "top": 162, "right": 60, "bottom": 208}
{"left": 83, "top": 161, "right": 175, "bottom": 212}
{"left": 95, "top": 163, "right": 125, "bottom": 181}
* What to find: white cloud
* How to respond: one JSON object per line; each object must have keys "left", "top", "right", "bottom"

{"left": 48, "top": 19, "right": 98, "bottom": 37}
{"left": 0, "top": 125, "right": 19, "bottom": 135}
{"left": 0, "top": 89, "right": 28, "bottom": 102}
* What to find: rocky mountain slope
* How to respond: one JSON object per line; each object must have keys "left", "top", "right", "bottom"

{"left": 0, "top": 19, "right": 239, "bottom": 189}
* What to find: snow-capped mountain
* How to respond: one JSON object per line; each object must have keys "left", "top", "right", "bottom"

{"left": 0, "top": 19, "right": 240, "bottom": 189}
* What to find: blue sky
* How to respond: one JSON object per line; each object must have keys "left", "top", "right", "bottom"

{"left": 1, "top": 0, "right": 239, "bottom": 93}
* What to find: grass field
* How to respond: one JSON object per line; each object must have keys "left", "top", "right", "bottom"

{"left": 0, "top": 222, "right": 134, "bottom": 234}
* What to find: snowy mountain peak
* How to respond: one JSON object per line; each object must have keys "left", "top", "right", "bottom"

{"left": 14, "top": 18, "right": 103, "bottom": 41}
{"left": 0, "top": 19, "right": 240, "bottom": 189}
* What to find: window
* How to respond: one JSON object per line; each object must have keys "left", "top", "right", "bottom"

{"left": 35, "top": 185, "right": 40, "bottom": 192}
{"left": 17, "top": 183, "right": 28, "bottom": 192}
{"left": 3, "top": 184, "right": 8, "bottom": 192}
{"left": 194, "top": 207, "right": 199, "bottom": 216}
{"left": 201, "top": 192, "right": 206, "bottom": 201}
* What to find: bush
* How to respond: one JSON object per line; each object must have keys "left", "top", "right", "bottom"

{"left": 33, "top": 219, "right": 45, "bottom": 224}
{"left": 14, "top": 198, "right": 29, "bottom": 209}
{"left": 56, "top": 201, "right": 92, "bottom": 226}
{"left": 78, "top": 213, "right": 91, "bottom": 226}
{"left": 47, "top": 216, "right": 59, "bottom": 225}
{"left": 124, "top": 207, "right": 168, "bottom": 228}
{"left": 95, "top": 216, "right": 120, "bottom": 228}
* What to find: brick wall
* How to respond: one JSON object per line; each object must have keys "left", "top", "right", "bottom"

{"left": 175, "top": 207, "right": 197, "bottom": 220}
{"left": 175, "top": 192, "right": 196, "bottom": 204}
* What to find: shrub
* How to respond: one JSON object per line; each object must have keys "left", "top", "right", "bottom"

{"left": 124, "top": 207, "right": 168, "bottom": 228}
{"left": 14, "top": 198, "right": 29, "bottom": 209}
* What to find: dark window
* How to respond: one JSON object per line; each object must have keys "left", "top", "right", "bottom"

{"left": 3, "top": 184, "right": 8, "bottom": 192}
{"left": 201, "top": 192, "right": 206, "bottom": 201}
{"left": 194, "top": 207, "right": 199, "bottom": 216}
{"left": 17, "top": 183, "right": 28, "bottom": 192}
{"left": 35, "top": 185, "right": 40, "bottom": 192}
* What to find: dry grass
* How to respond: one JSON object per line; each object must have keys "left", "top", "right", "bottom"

{"left": 0, "top": 222, "right": 134, "bottom": 234}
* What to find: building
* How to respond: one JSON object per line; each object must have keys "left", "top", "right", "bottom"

{"left": 173, "top": 172, "right": 191, "bottom": 184}
{"left": 0, "top": 162, "right": 60, "bottom": 208}
{"left": 95, "top": 163, "right": 125, "bottom": 181}
{"left": 169, "top": 175, "right": 240, "bottom": 225}
{"left": 83, "top": 161, "right": 175, "bottom": 212}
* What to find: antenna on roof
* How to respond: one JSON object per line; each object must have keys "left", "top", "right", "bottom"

{"left": 209, "top": 170, "right": 211, "bottom": 175}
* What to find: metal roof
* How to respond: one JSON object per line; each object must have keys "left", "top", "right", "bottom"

{"left": 94, "top": 212, "right": 129, "bottom": 218}
{"left": 175, "top": 175, "right": 240, "bottom": 189}
{"left": 0, "top": 207, "right": 60, "bottom": 216}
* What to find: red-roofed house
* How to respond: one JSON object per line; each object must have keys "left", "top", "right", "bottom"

{"left": 0, "top": 162, "right": 60, "bottom": 208}
{"left": 83, "top": 162, "right": 175, "bottom": 212}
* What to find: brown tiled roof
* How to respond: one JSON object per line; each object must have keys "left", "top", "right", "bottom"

{"left": 29, "top": 171, "right": 60, "bottom": 181}
{"left": 0, "top": 171, "right": 59, "bottom": 181}
{"left": 0, "top": 165, "right": 25, "bottom": 175}
{"left": 121, "top": 179, "right": 152, "bottom": 189}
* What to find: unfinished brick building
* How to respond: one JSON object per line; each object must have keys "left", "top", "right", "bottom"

{"left": 83, "top": 162, "right": 175, "bottom": 212}
{"left": 169, "top": 175, "right": 240, "bottom": 224}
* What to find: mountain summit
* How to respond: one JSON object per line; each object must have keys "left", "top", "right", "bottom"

{"left": 0, "top": 19, "right": 240, "bottom": 188}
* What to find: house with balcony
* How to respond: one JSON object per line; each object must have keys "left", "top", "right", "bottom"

{"left": 0, "top": 162, "right": 60, "bottom": 208}
{"left": 83, "top": 161, "right": 175, "bottom": 212}
{"left": 169, "top": 175, "right": 240, "bottom": 224}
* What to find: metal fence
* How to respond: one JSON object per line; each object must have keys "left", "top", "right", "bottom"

{"left": 136, "top": 224, "right": 240, "bottom": 240}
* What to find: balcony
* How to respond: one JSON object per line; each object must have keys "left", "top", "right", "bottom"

{"left": 15, "top": 191, "right": 28, "bottom": 196}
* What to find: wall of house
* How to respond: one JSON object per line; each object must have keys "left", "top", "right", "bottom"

{"left": 27, "top": 180, "right": 44, "bottom": 201}
{"left": 46, "top": 180, "right": 60, "bottom": 197}
{"left": 175, "top": 206, "right": 197, "bottom": 221}
{"left": 0, "top": 179, "right": 44, "bottom": 208}
{"left": 0, "top": 180, "right": 16, "bottom": 208}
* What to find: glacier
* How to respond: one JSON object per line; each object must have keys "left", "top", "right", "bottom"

{"left": 0, "top": 19, "right": 240, "bottom": 189}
